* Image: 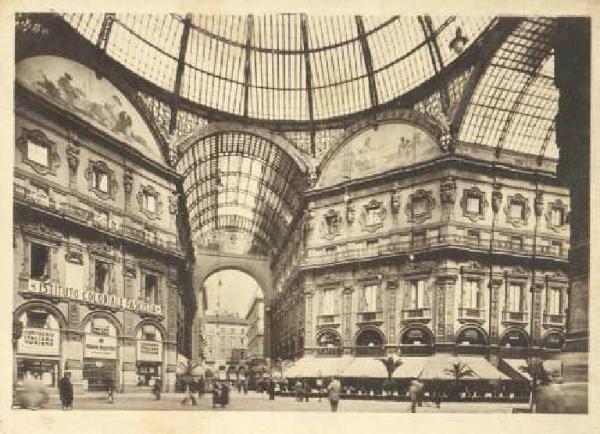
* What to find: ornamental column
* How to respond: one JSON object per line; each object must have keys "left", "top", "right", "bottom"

{"left": 342, "top": 286, "right": 354, "bottom": 354}
{"left": 303, "top": 289, "right": 314, "bottom": 355}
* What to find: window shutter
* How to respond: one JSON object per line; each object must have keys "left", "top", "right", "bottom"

{"left": 24, "top": 240, "right": 30, "bottom": 276}
{"left": 110, "top": 263, "right": 116, "bottom": 294}
{"left": 423, "top": 282, "right": 431, "bottom": 308}
{"left": 156, "top": 276, "right": 162, "bottom": 306}
{"left": 403, "top": 282, "right": 411, "bottom": 309}
{"left": 51, "top": 247, "right": 58, "bottom": 279}
{"left": 334, "top": 290, "right": 340, "bottom": 314}
{"left": 476, "top": 282, "right": 482, "bottom": 309}
{"left": 376, "top": 286, "right": 382, "bottom": 311}
{"left": 520, "top": 285, "right": 527, "bottom": 312}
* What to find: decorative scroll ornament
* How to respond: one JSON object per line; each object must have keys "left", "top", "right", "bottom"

{"left": 439, "top": 177, "right": 456, "bottom": 205}
{"left": 534, "top": 191, "right": 544, "bottom": 217}
{"left": 491, "top": 183, "right": 503, "bottom": 214}
{"left": 66, "top": 139, "right": 80, "bottom": 173}
{"left": 169, "top": 191, "right": 179, "bottom": 215}
{"left": 390, "top": 183, "right": 402, "bottom": 214}
{"left": 123, "top": 169, "right": 133, "bottom": 195}
{"left": 359, "top": 199, "right": 387, "bottom": 232}
{"left": 405, "top": 189, "right": 435, "bottom": 224}
{"left": 321, "top": 209, "right": 342, "bottom": 240}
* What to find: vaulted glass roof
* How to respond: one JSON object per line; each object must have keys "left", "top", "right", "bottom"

{"left": 176, "top": 131, "right": 307, "bottom": 255}
{"left": 62, "top": 14, "right": 493, "bottom": 122}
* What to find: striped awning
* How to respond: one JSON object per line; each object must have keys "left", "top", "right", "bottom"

{"left": 419, "top": 355, "right": 509, "bottom": 380}
{"left": 501, "top": 358, "right": 532, "bottom": 381}
{"left": 284, "top": 356, "right": 352, "bottom": 378}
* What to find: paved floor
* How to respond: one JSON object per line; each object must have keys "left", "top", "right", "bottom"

{"left": 22, "top": 391, "right": 528, "bottom": 412}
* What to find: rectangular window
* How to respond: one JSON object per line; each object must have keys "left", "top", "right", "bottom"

{"left": 466, "top": 196, "right": 481, "bottom": 214}
{"left": 26, "top": 310, "right": 49, "bottom": 328}
{"left": 320, "top": 289, "right": 335, "bottom": 314}
{"left": 27, "top": 140, "right": 49, "bottom": 167}
{"left": 412, "top": 198, "right": 427, "bottom": 218}
{"left": 366, "top": 208, "right": 381, "bottom": 226}
{"left": 363, "top": 284, "right": 379, "bottom": 312}
{"left": 94, "top": 260, "right": 111, "bottom": 293}
{"left": 30, "top": 243, "right": 50, "bottom": 279}
{"left": 144, "top": 274, "right": 158, "bottom": 304}
{"left": 547, "top": 288, "right": 562, "bottom": 315}
{"left": 509, "top": 200, "right": 524, "bottom": 220}
{"left": 463, "top": 279, "right": 481, "bottom": 309}
{"left": 507, "top": 283, "right": 523, "bottom": 312}
{"left": 143, "top": 192, "right": 157, "bottom": 214}
{"left": 550, "top": 208, "right": 564, "bottom": 227}
{"left": 410, "top": 280, "right": 425, "bottom": 309}
{"left": 510, "top": 236, "right": 523, "bottom": 251}
{"left": 551, "top": 241, "right": 563, "bottom": 257}
{"left": 92, "top": 170, "right": 109, "bottom": 193}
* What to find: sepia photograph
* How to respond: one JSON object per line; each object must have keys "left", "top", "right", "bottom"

{"left": 10, "top": 10, "right": 590, "bottom": 421}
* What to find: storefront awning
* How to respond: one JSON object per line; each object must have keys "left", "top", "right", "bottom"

{"left": 501, "top": 358, "right": 532, "bottom": 381}
{"left": 419, "top": 355, "right": 509, "bottom": 380}
{"left": 341, "top": 357, "right": 388, "bottom": 379}
{"left": 392, "top": 357, "right": 429, "bottom": 379}
{"left": 285, "top": 356, "right": 352, "bottom": 378}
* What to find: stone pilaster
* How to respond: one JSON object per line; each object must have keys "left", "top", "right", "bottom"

{"left": 531, "top": 283, "right": 544, "bottom": 346}
{"left": 489, "top": 278, "right": 503, "bottom": 346}
{"left": 304, "top": 291, "right": 314, "bottom": 349}
{"left": 440, "top": 275, "right": 457, "bottom": 345}
{"left": 342, "top": 286, "right": 353, "bottom": 350}
{"left": 386, "top": 283, "right": 397, "bottom": 345}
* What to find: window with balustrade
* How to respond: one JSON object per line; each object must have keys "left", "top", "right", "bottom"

{"left": 462, "top": 279, "right": 481, "bottom": 309}
{"left": 547, "top": 287, "right": 562, "bottom": 315}
{"left": 507, "top": 283, "right": 524, "bottom": 312}
{"left": 319, "top": 288, "right": 336, "bottom": 315}
{"left": 360, "top": 284, "right": 379, "bottom": 312}
{"left": 143, "top": 273, "right": 159, "bottom": 304}
{"left": 409, "top": 280, "right": 425, "bottom": 309}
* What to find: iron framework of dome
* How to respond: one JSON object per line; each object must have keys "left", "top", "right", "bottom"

{"left": 15, "top": 14, "right": 561, "bottom": 256}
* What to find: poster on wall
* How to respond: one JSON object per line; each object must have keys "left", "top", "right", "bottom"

{"left": 137, "top": 340, "right": 162, "bottom": 362}
{"left": 17, "top": 328, "right": 60, "bottom": 356}
{"left": 84, "top": 335, "right": 118, "bottom": 359}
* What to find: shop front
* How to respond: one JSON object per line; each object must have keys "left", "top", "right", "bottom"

{"left": 136, "top": 324, "right": 163, "bottom": 388}
{"left": 83, "top": 316, "right": 119, "bottom": 392}
{"left": 15, "top": 308, "right": 61, "bottom": 387}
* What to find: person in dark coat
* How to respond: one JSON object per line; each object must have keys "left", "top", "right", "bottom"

{"left": 58, "top": 371, "right": 73, "bottom": 410}
{"left": 303, "top": 379, "right": 311, "bottom": 402}
{"left": 106, "top": 377, "right": 115, "bottom": 404}
{"left": 220, "top": 382, "right": 229, "bottom": 407}
{"left": 198, "top": 377, "right": 204, "bottom": 399}
{"left": 152, "top": 378, "right": 162, "bottom": 401}
{"left": 212, "top": 380, "right": 220, "bottom": 408}
{"left": 295, "top": 380, "right": 303, "bottom": 402}
{"left": 327, "top": 377, "right": 342, "bottom": 412}
{"left": 268, "top": 378, "right": 276, "bottom": 401}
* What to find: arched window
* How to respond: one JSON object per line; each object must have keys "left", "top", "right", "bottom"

{"left": 456, "top": 327, "right": 487, "bottom": 346}
{"left": 500, "top": 328, "right": 529, "bottom": 348}
{"left": 317, "top": 331, "right": 341, "bottom": 348}
{"left": 543, "top": 332, "right": 565, "bottom": 350}
{"left": 136, "top": 324, "right": 163, "bottom": 342}
{"left": 355, "top": 328, "right": 384, "bottom": 356}
{"left": 401, "top": 327, "right": 432, "bottom": 346}
{"left": 84, "top": 317, "right": 117, "bottom": 336}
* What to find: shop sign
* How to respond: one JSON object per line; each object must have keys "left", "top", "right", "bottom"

{"left": 85, "top": 335, "right": 117, "bottom": 359}
{"left": 137, "top": 340, "right": 162, "bottom": 362}
{"left": 23, "top": 278, "right": 162, "bottom": 316}
{"left": 17, "top": 328, "right": 60, "bottom": 356}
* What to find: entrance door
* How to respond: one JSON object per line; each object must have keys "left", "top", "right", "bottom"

{"left": 83, "top": 359, "right": 117, "bottom": 391}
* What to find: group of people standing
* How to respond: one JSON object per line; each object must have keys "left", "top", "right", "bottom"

{"left": 293, "top": 377, "right": 342, "bottom": 412}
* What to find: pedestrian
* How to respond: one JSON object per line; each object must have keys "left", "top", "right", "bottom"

{"left": 106, "top": 377, "right": 115, "bottom": 404}
{"left": 212, "top": 380, "right": 220, "bottom": 408}
{"left": 409, "top": 378, "right": 423, "bottom": 413}
{"left": 58, "top": 371, "right": 73, "bottom": 410}
{"left": 221, "top": 382, "right": 229, "bottom": 407}
{"left": 198, "top": 377, "right": 205, "bottom": 399}
{"left": 303, "top": 379, "right": 311, "bottom": 402}
{"left": 268, "top": 378, "right": 276, "bottom": 401}
{"left": 316, "top": 377, "right": 323, "bottom": 402}
{"left": 327, "top": 376, "right": 341, "bottom": 412}
{"left": 295, "top": 379, "right": 303, "bottom": 402}
{"left": 152, "top": 378, "right": 162, "bottom": 401}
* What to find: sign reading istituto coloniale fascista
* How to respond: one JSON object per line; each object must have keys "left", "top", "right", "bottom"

{"left": 22, "top": 278, "right": 163, "bottom": 316}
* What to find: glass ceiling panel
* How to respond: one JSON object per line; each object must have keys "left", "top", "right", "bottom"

{"left": 458, "top": 18, "right": 558, "bottom": 160}
{"left": 60, "top": 14, "right": 494, "bottom": 122}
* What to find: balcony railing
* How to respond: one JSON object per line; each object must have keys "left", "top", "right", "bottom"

{"left": 458, "top": 307, "right": 485, "bottom": 321}
{"left": 502, "top": 311, "right": 528, "bottom": 324}
{"left": 402, "top": 308, "right": 432, "bottom": 321}
{"left": 303, "top": 232, "right": 568, "bottom": 266}
{"left": 357, "top": 311, "right": 383, "bottom": 323}
{"left": 354, "top": 346, "right": 385, "bottom": 357}
{"left": 316, "top": 314, "right": 340, "bottom": 326}
{"left": 543, "top": 312, "right": 566, "bottom": 325}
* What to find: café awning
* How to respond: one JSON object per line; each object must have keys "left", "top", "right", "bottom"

{"left": 500, "top": 358, "right": 532, "bottom": 381}
{"left": 342, "top": 357, "right": 388, "bottom": 378}
{"left": 419, "top": 355, "right": 509, "bottom": 380}
{"left": 285, "top": 356, "right": 352, "bottom": 378}
{"left": 392, "top": 357, "right": 430, "bottom": 379}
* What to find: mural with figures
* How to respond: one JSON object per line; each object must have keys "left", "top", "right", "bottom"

{"left": 317, "top": 122, "right": 441, "bottom": 188}
{"left": 16, "top": 55, "right": 164, "bottom": 163}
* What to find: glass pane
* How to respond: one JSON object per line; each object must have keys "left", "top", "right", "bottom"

{"left": 467, "top": 197, "right": 480, "bottom": 214}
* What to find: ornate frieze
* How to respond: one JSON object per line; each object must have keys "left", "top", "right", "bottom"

{"left": 16, "top": 128, "right": 60, "bottom": 176}
{"left": 85, "top": 159, "right": 118, "bottom": 201}
{"left": 359, "top": 199, "right": 386, "bottom": 232}
{"left": 405, "top": 189, "right": 435, "bottom": 224}
{"left": 460, "top": 186, "right": 488, "bottom": 222}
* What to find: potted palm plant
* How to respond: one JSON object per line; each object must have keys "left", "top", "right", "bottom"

{"left": 444, "top": 359, "right": 475, "bottom": 400}
{"left": 378, "top": 355, "right": 403, "bottom": 399}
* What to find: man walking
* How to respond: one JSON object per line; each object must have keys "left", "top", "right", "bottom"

{"left": 409, "top": 378, "right": 423, "bottom": 413}
{"left": 58, "top": 371, "right": 73, "bottom": 410}
{"left": 327, "top": 377, "right": 341, "bottom": 412}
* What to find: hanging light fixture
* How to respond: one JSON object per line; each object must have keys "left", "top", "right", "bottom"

{"left": 449, "top": 26, "right": 469, "bottom": 55}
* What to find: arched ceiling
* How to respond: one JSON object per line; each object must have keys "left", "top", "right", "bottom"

{"left": 61, "top": 14, "right": 493, "bottom": 122}
{"left": 176, "top": 130, "right": 307, "bottom": 256}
